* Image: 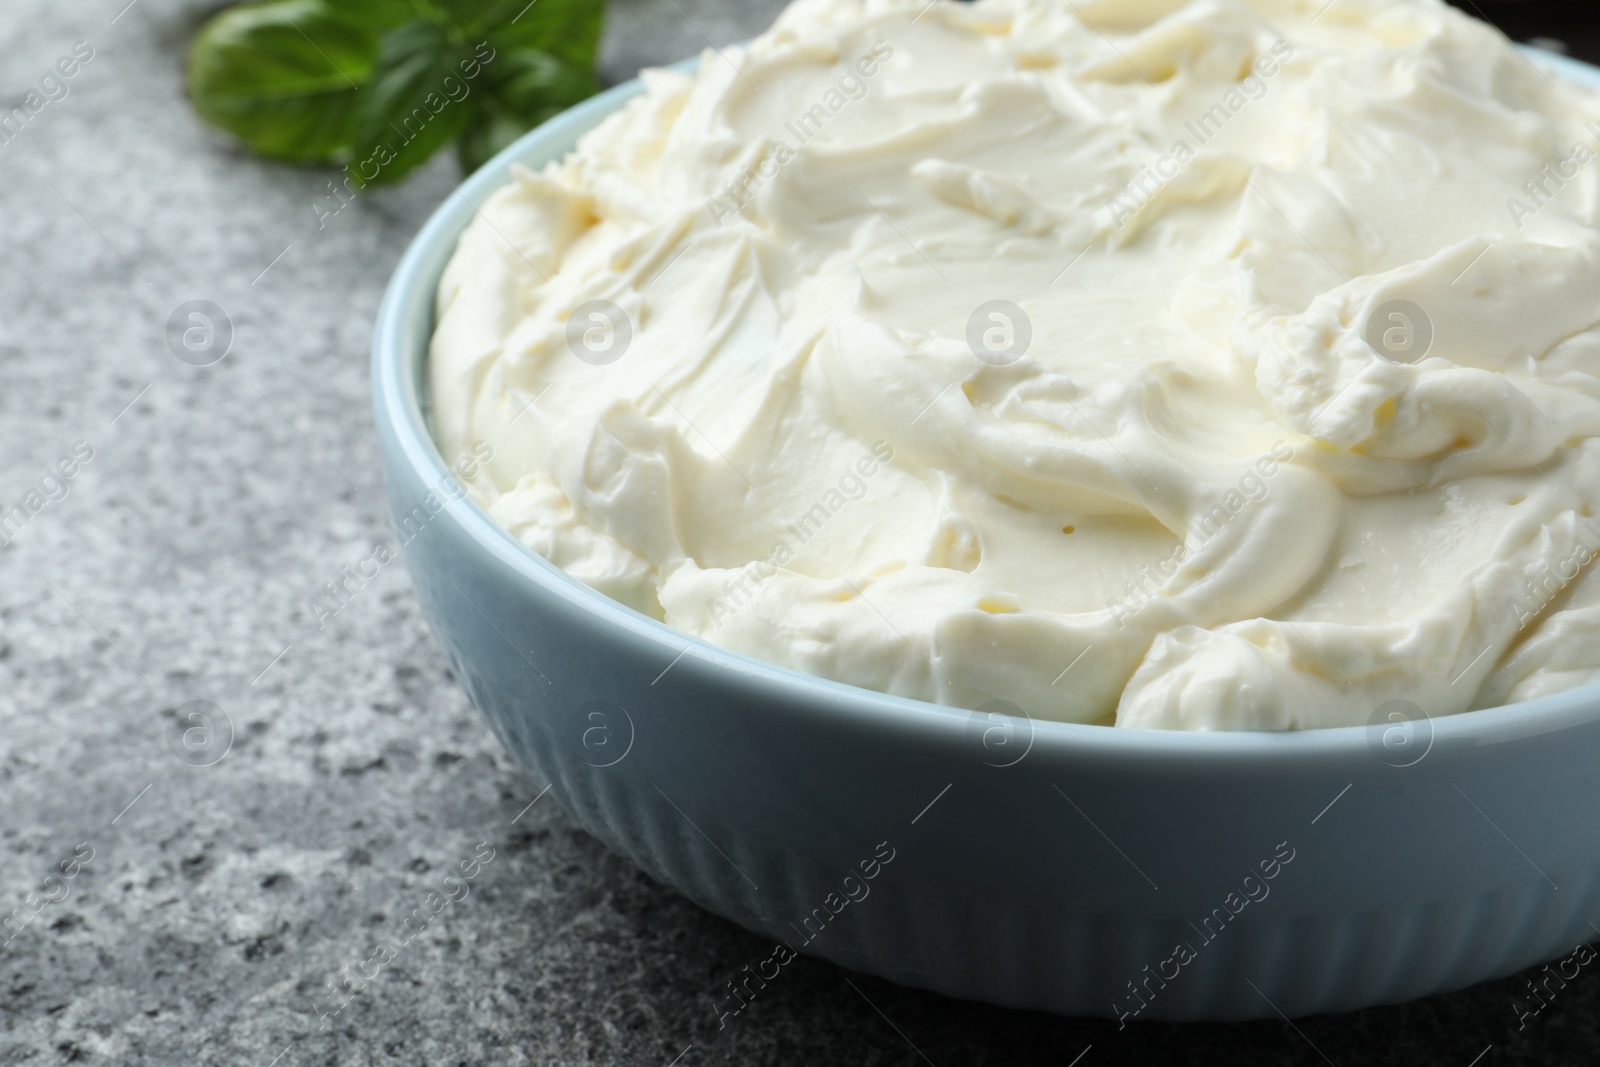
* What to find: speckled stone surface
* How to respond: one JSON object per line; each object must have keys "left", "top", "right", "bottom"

{"left": 1, "top": 1, "right": 1598, "bottom": 1064}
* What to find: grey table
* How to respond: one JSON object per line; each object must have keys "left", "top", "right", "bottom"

{"left": 0, "top": 0, "right": 1594, "bottom": 1064}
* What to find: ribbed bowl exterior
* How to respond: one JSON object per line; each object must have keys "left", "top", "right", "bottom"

{"left": 385, "top": 487, "right": 1600, "bottom": 1019}
{"left": 373, "top": 51, "right": 1600, "bottom": 1021}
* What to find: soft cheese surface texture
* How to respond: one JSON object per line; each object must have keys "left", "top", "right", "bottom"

{"left": 430, "top": 0, "right": 1600, "bottom": 729}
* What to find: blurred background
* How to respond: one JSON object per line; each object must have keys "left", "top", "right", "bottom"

{"left": 1450, "top": 0, "right": 1600, "bottom": 62}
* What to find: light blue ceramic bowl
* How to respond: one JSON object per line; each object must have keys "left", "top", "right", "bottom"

{"left": 373, "top": 48, "right": 1600, "bottom": 1020}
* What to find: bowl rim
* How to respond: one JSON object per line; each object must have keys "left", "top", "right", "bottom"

{"left": 372, "top": 43, "right": 1600, "bottom": 761}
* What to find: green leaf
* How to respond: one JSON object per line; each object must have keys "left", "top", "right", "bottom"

{"left": 323, "top": 0, "right": 426, "bottom": 26}
{"left": 482, "top": 0, "right": 605, "bottom": 74}
{"left": 455, "top": 107, "right": 527, "bottom": 175}
{"left": 187, "top": 0, "right": 606, "bottom": 183}
{"left": 497, "top": 48, "right": 599, "bottom": 107}
{"left": 186, "top": 0, "right": 380, "bottom": 163}
{"left": 454, "top": 52, "right": 598, "bottom": 174}
{"left": 346, "top": 18, "right": 475, "bottom": 186}
{"left": 451, "top": 0, "right": 604, "bottom": 174}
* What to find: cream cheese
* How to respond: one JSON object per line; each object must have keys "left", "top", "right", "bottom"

{"left": 430, "top": 0, "right": 1600, "bottom": 729}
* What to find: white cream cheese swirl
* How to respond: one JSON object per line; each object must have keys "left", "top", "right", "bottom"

{"left": 430, "top": 0, "right": 1600, "bottom": 730}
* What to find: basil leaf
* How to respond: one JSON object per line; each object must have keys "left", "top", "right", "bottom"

{"left": 346, "top": 19, "right": 476, "bottom": 187}
{"left": 455, "top": 48, "right": 597, "bottom": 173}
{"left": 453, "top": 0, "right": 604, "bottom": 174}
{"left": 455, "top": 107, "right": 528, "bottom": 175}
{"left": 188, "top": 0, "right": 607, "bottom": 183}
{"left": 187, "top": 0, "right": 379, "bottom": 162}
{"left": 492, "top": 48, "right": 600, "bottom": 116}
{"left": 322, "top": 0, "right": 422, "bottom": 26}
{"left": 482, "top": 0, "right": 605, "bottom": 74}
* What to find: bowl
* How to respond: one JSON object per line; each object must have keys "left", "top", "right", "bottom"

{"left": 371, "top": 47, "right": 1600, "bottom": 1020}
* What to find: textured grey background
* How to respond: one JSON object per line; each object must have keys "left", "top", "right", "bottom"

{"left": 1, "top": 0, "right": 1596, "bottom": 1064}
